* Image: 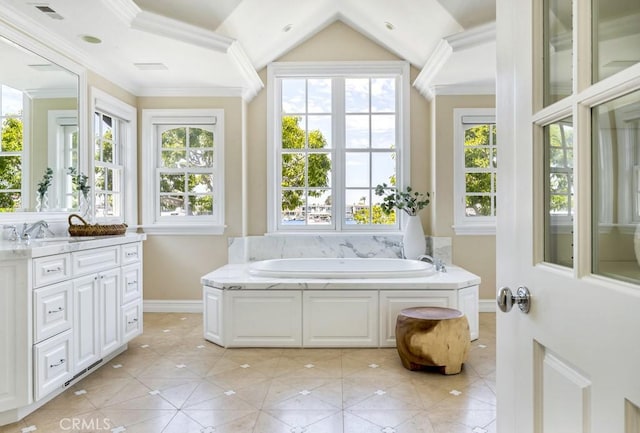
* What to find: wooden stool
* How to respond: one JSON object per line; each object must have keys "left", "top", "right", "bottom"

{"left": 395, "top": 306, "right": 470, "bottom": 375}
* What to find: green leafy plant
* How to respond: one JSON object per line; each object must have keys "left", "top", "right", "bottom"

{"left": 67, "top": 167, "right": 90, "bottom": 197}
{"left": 36, "top": 167, "right": 53, "bottom": 196}
{"left": 375, "top": 183, "right": 430, "bottom": 216}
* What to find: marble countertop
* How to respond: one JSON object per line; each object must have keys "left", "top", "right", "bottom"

{"left": 0, "top": 233, "right": 146, "bottom": 260}
{"left": 201, "top": 263, "right": 481, "bottom": 290}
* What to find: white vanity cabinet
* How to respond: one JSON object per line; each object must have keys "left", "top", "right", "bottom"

{"left": 0, "top": 235, "right": 145, "bottom": 426}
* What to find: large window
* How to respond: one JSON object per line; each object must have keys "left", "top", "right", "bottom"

{"left": 453, "top": 109, "right": 497, "bottom": 234}
{"left": 141, "top": 109, "right": 224, "bottom": 234}
{"left": 268, "top": 62, "right": 410, "bottom": 232}
{"left": 0, "top": 85, "right": 24, "bottom": 211}
{"left": 91, "top": 88, "right": 136, "bottom": 226}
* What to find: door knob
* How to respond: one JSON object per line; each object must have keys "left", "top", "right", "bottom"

{"left": 497, "top": 286, "right": 531, "bottom": 313}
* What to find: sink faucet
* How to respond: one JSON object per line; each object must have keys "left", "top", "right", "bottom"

{"left": 417, "top": 254, "right": 447, "bottom": 273}
{"left": 20, "top": 220, "right": 53, "bottom": 240}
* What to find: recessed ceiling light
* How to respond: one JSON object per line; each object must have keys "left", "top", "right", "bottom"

{"left": 384, "top": 21, "right": 395, "bottom": 30}
{"left": 80, "top": 35, "right": 102, "bottom": 44}
{"left": 282, "top": 24, "right": 293, "bottom": 32}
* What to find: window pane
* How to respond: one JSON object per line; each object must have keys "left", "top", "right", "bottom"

{"left": 189, "top": 128, "right": 213, "bottom": 148}
{"left": 308, "top": 153, "right": 331, "bottom": 188}
{"left": 282, "top": 116, "right": 305, "bottom": 149}
{"left": 308, "top": 116, "right": 331, "bottom": 148}
{"left": 0, "top": 192, "right": 20, "bottom": 212}
{"left": 2, "top": 85, "right": 22, "bottom": 116}
{"left": 282, "top": 79, "right": 306, "bottom": 113}
{"left": 346, "top": 115, "right": 369, "bottom": 148}
{"left": 281, "top": 189, "right": 306, "bottom": 224}
{"left": 466, "top": 195, "right": 492, "bottom": 216}
{"left": 282, "top": 152, "right": 305, "bottom": 187}
{"left": 160, "top": 195, "right": 185, "bottom": 216}
{"left": 371, "top": 78, "right": 395, "bottom": 112}
{"left": 593, "top": 0, "right": 640, "bottom": 82}
{"left": 161, "top": 150, "right": 187, "bottom": 168}
{"left": 345, "top": 152, "right": 369, "bottom": 187}
{"left": 188, "top": 174, "right": 213, "bottom": 193}
{"left": 543, "top": 0, "right": 573, "bottom": 106}
{"left": 308, "top": 79, "right": 331, "bottom": 113}
{"left": 188, "top": 195, "right": 213, "bottom": 216}
{"left": 592, "top": 89, "right": 640, "bottom": 283}
{"left": 162, "top": 127, "right": 186, "bottom": 148}
{"left": 160, "top": 173, "right": 185, "bottom": 193}
{"left": 372, "top": 152, "right": 395, "bottom": 187}
{"left": 371, "top": 114, "right": 395, "bottom": 149}
{"left": 465, "top": 148, "right": 491, "bottom": 168}
{"left": 345, "top": 78, "right": 369, "bottom": 113}
{"left": 465, "top": 125, "right": 490, "bottom": 145}
{"left": 544, "top": 117, "right": 574, "bottom": 268}
{"left": 466, "top": 173, "right": 492, "bottom": 193}
{"left": 1, "top": 121, "right": 22, "bottom": 152}
{"left": 189, "top": 149, "right": 214, "bottom": 168}
{"left": 308, "top": 189, "right": 331, "bottom": 225}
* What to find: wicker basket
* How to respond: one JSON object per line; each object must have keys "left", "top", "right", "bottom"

{"left": 68, "top": 214, "right": 128, "bottom": 237}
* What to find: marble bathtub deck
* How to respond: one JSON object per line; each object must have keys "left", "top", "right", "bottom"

{"left": 1, "top": 313, "right": 496, "bottom": 433}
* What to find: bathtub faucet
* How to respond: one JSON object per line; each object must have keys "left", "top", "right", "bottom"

{"left": 417, "top": 254, "right": 447, "bottom": 273}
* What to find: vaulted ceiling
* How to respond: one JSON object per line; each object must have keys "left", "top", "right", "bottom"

{"left": 0, "top": 0, "right": 496, "bottom": 99}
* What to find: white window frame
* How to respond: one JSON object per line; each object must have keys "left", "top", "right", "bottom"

{"left": 266, "top": 61, "right": 411, "bottom": 233}
{"left": 0, "top": 87, "right": 28, "bottom": 209}
{"left": 90, "top": 87, "right": 137, "bottom": 227}
{"left": 453, "top": 108, "right": 497, "bottom": 235}
{"left": 141, "top": 108, "right": 225, "bottom": 235}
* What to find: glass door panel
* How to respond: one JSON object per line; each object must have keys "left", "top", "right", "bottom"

{"left": 593, "top": 0, "right": 640, "bottom": 82}
{"left": 544, "top": 0, "right": 573, "bottom": 106}
{"left": 592, "top": 89, "right": 640, "bottom": 283}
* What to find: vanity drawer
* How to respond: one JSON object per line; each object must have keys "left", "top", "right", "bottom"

{"left": 34, "top": 329, "right": 73, "bottom": 401}
{"left": 121, "top": 301, "right": 143, "bottom": 342}
{"left": 33, "top": 254, "right": 71, "bottom": 288}
{"left": 121, "top": 263, "right": 142, "bottom": 305}
{"left": 121, "top": 243, "right": 141, "bottom": 265}
{"left": 72, "top": 246, "right": 119, "bottom": 276}
{"left": 34, "top": 281, "right": 73, "bottom": 343}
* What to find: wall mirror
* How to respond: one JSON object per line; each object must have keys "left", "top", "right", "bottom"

{"left": 0, "top": 29, "right": 85, "bottom": 217}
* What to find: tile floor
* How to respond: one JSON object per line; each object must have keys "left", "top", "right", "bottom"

{"left": 1, "top": 313, "right": 496, "bottom": 433}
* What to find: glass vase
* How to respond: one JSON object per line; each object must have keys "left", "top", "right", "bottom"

{"left": 36, "top": 192, "right": 48, "bottom": 212}
{"left": 80, "top": 194, "right": 92, "bottom": 222}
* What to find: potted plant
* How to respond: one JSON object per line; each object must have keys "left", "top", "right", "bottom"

{"left": 375, "top": 183, "right": 431, "bottom": 259}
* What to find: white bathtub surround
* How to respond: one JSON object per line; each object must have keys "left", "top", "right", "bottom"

{"left": 402, "top": 215, "right": 426, "bottom": 259}
{"left": 227, "top": 234, "right": 452, "bottom": 264}
{"left": 201, "top": 262, "right": 480, "bottom": 348}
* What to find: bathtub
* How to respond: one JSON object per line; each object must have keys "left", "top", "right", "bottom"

{"left": 248, "top": 257, "right": 435, "bottom": 279}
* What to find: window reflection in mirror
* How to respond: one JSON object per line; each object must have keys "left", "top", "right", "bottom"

{"left": 544, "top": 117, "right": 574, "bottom": 268}
{"left": 592, "top": 89, "right": 640, "bottom": 283}
{"left": 0, "top": 34, "right": 79, "bottom": 213}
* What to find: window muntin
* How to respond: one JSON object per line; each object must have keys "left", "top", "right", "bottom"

{"left": 0, "top": 85, "right": 23, "bottom": 211}
{"left": 275, "top": 68, "right": 404, "bottom": 231}
{"left": 453, "top": 110, "right": 497, "bottom": 235}
{"left": 94, "top": 112, "right": 123, "bottom": 219}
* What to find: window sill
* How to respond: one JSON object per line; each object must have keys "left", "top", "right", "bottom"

{"left": 141, "top": 224, "right": 226, "bottom": 235}
{"left": 452, "top": 224, "right": 496, "bottom": 236}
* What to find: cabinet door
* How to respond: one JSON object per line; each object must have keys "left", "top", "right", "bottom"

{"left": 121, "top": 263, "right": 142, "bottom": 305}
{"left": 303, "top": 291, "right": 378, "bottom": 347}
{"left": 457, "top": 285, "right": 479, "bottom": 341}
{"left": 226, "top": 291, "right": 302, "bottom": 347}
{"left": 34, "top": 281, "right": 73, "bottom": 343}
{"left": 99, "top": 268, "right": 121, "bottom": 356}
{"left": 121, "top": 301, "right": 142, "bottom": 342}
{"left": 73, "top": 275, "right": 100, "bottom": 372}
{"left": 203, "top": 287, "right": 224, "bottom": 346}
{"left": 379, "top": 290, "right": 456, "bottom": 347}
{"left": 33, "top": 329, "right": 73, "bottom": 401}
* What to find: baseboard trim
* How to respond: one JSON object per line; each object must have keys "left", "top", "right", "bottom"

{"left": 143, "top": 300, "right": 203, "bottom": 313}
{"left": 479, "top": 299, "right": 496, "bottom": 313}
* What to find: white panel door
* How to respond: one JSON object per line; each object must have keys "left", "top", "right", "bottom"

{"left": 73, "top": 275, "right": 100, "bottom": 372}
{"left": 99, "top": 269, "right": 121, "bottom": 356}
{"left": 497, "top": 0, "right": 640, "bottom": 431}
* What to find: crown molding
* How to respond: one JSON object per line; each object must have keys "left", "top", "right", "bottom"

{"left": 99, "top": 0, "right": 140, "bottom": 25}
{"left": 412, "top": 39, "right": 452, "bottom": 100}
{"left": 25, "top": 88, "right": 78, "bottom": 99}
{"left": 228, "top": 42, "right": 264, "bottom": 101}
{"left": 132, "top": 10, "right": 234, "bottom": 53}
{"left": 432, "top": 84, "right": 496, "bottom": 96}
{"left": 136, "top": 87, "right": 246, "bottom": 98}
{"left": 445, "top": 21, "right": 496, "bottom": 51}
